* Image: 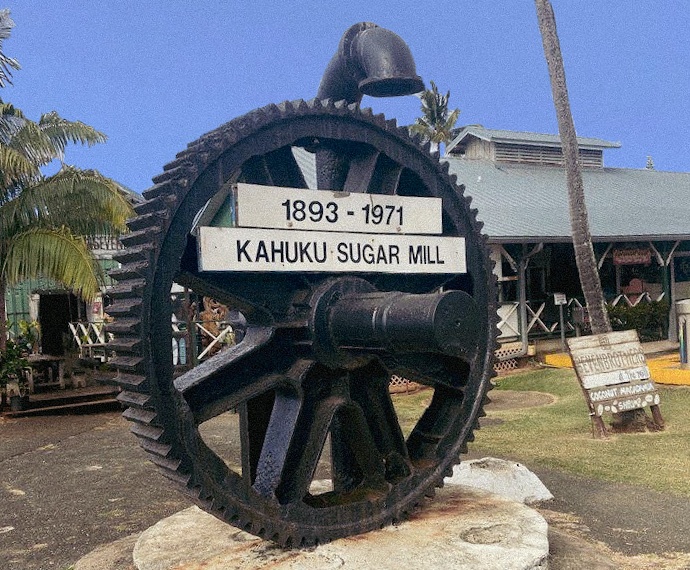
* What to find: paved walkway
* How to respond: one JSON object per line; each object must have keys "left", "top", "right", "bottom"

{"left": 2, "top": 397, "right": 690, "bottom": 569}
{"left": 543, "top": 339, "right": 690, "bottom": 386}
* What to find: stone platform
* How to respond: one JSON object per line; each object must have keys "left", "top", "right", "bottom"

{"left": 125, "top": 485, "right": 548, "bottom": 570}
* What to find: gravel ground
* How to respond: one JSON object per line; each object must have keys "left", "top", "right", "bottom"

{"left": 2, "top": 399, "right": 690, "bottom": 570}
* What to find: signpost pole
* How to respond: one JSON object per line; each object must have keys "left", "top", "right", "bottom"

{"left": 554, "top": 293, "right": 567, "bottom": 351}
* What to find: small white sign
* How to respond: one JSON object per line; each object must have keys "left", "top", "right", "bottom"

{"left": 553, "top": 292, "right": 567, "bottom": 306}
{"left": 198, "top": 226, "right": 466, "bottom": 274}
{"left": 235, "top": 183, "right": 443, "bottom": 235}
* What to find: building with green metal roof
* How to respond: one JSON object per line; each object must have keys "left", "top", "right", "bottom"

{"left": 444, "top": 126, "right": 690, "bottom": 348}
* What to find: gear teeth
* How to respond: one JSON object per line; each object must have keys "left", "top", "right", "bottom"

{"left": 151, "top": 164, "right": 187, "bottom": 184}
{"left": 108, "top": 262, "right": 149, "bottom": 283}
{"left": 140, "top": 184, "right": 170, "bottom": 202}
{"left": 104, "top": 319, "right": 140, "bottom": 336}
{"left": 107, "top": 337, "right": 141, "bottom": 353}
{"left": 130, "top": 421, "right": 164, "bottom": 441}
{"left": 138, "top": 437, "right": 172, "bottom": 459}
{"left": 120, "top": 228, "right": 161, "bottom": 249}
{"left": 157, "top": 464, "right": 191, "bottom": 486}
{"left": 113, "top": 373, "right": 147, "bottom": 391}
{"left": 117, "top": 390, "right": 151, "bottom": 408}
{"left": 113, "top": 244, "right": 153, "bottom": 265}
{"left": 276, "top": 100, "right": 292, "bottom": 113}
{"left": 123, "top": 406, "right": 157, "bottom": 424}
{"left": 107, "top": 279, "right": 146, "bottom": 298}
{"left": 110, "top": 354, "right": 144, "bottom": 373}
{"left": 148, "top": 452, "right": 182, "bottom": 473}
{"left": 106, "top": 298, "right": 142, "bottom": 318}
{"left": 295, "top": 99, "right": 310, "bottom": 113}
{"left": 127, "top": 210, "right": 169, "bottom": 232}
{"left": 371, "top": 112, "right": 386, "bottom": 126}
{"left": 384, "top": 118, "right": 398, "bottom": 131}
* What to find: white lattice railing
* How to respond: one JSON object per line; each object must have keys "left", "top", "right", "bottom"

{"left": 69, "top": 321, "right": 112, "bottom": 362}
{"left": 172, "top": 321, "right": 236, "bottom": 366}
{"left": 496, "top": 293, "right": 667, "bottom": 341}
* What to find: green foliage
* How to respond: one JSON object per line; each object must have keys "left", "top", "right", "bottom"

{"left": 16, "top": 319, "right": 39, "bottom": 352}
{"left": 607, "top": 300, "right": 669, "bottom": 341}
{"left": 0, "top": 12, "right": 136, "bottom": 347}
{"left": 0, "top": 338, "right": 27, "bottom": 386}
{"left": 0, "top": 9, "right": 19, "bottom": 88}
{"left": 409, "top": 81, "right": 460, "bottom": 150}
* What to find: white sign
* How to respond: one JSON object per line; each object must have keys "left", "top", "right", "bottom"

{"left": 567, "top": 330, "right": 661, "bottom": 419}
{"left": 568, "top": 331, "right": 650, "bottom": 389}
{"left": 197, "top": 226, "right": 466, "bottom": 274}
{"left": 235, "top": 183, "right": 442, "bottom": 235}
{"left": 553, "top": 292, "right": 567, "bottom": 306}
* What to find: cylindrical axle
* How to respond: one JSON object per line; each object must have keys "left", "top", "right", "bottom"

{"left": 328, "top": 289, "right": 479, "bottom": 358}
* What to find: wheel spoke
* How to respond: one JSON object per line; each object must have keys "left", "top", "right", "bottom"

{"left": 406, "top": 384, "right": 467, "bottom": 465}
{"left": 174, "top": 326, "right": 280, "bottom": 423}
{"left": 342, "top": 147, "right": 380, "bottom": 193}
{"left": 328, "top": 401, "right": 388, "bottom": 496}
{"left": 276, "top": 391, "right": 343, "bottom": 504}
{"left": 369, "top": 154, "right": 403, "bottom": 195}
{"left": 251, "top": 388, "right": 303, "bottom": 498}
{"left": 349, "top": 364, "right": 410, "bottom": 481}
{"left": 241, "top": 146, "right": 308, "bottom": 188}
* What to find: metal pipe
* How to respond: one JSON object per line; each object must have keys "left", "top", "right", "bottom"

{"left": 317, "top": 22, "right": 424, "bottom": 104}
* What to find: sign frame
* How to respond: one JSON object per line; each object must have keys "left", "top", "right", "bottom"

{"left": 197, "top": 226, "right": 467, "bottom": 274}
{"left": 234, "top": 183, "right": 443, "bottom": 235}
{"left": 567, "top": 330, "right": 664, "bottom": 437}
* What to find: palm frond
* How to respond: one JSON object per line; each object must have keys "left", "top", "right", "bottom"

{"left": 0, "top": 165, "right": 134, "bottom": 240}
{"left": 0, "top": 145, "right": 38, "bottom": 194}
{"left": 6, "top": 116, "right": 60, "bottom": 166}
{"left": 3, "top": 226, "right": 103, "bottom": 300}
{"left": 410, "top": 81, "right": 460, "bottom": 148}
{"left": 0, "top": 10, "right": 20, "bottom": 88}
{"left": 0, "top": 100, "right": 26, "bottom": 144}
{"left": 38, "top": 112, "right": 107, "bottom": 161}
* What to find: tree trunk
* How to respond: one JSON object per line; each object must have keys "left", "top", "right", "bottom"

{"left": 535, "top": 0, "right": 653, "bottom": 431}
{"left": 534, "top": 0, "right": 611, "bottom": 335}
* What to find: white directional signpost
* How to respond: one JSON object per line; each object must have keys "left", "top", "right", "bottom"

{"left": 567, "top": 330, "right": 664, "bottom": 437}
{"left": 197, "top": 183, "right": 466, "bottom": 275}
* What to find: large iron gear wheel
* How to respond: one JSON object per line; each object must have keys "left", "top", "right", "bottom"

{"left": 108, "top": 99, "right": 497, "bottom": 547}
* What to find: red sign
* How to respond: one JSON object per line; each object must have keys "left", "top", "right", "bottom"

{"left": 613, "top": 248, "right": 651, "bottom": 266}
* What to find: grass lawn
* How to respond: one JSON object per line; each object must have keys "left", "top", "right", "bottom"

{"left": 393, "top": 367, "right": 690, "bottom": 497}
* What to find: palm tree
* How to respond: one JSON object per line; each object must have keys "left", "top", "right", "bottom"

{"left": 0, "top": 105, "right": 134, "bottom": 348}
{"left": 410, "top": 81, "right": 460, "bottom": 153}
{"left": 535, "top": 0, "right": 653, "bottom": 433}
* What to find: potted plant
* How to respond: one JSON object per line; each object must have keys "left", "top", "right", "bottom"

{"left": 17, "top": 320, "right": 40, "bottom": 354}
{"left": 1, "top": 340, "right": 30, "bottom": 411}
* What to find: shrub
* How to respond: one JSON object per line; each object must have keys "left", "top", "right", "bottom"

{"left": 607, "top": 300, "right": 669, "bottom": 341}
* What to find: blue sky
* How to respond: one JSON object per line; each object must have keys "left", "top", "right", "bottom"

{"left": 4, "top": 2, "right": 690, "bottom": 192}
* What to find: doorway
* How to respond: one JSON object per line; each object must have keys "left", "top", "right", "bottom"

{"left": 38, "top": 292, "right": 84, "bottom": 355}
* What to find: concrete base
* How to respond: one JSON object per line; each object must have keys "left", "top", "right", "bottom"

{"left": 131, "top": 485, "right": 549, "bottom": 570}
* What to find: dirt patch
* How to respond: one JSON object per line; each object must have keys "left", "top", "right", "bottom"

{"left": 486, "top": 389, "right": 556, "bottom": 411}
